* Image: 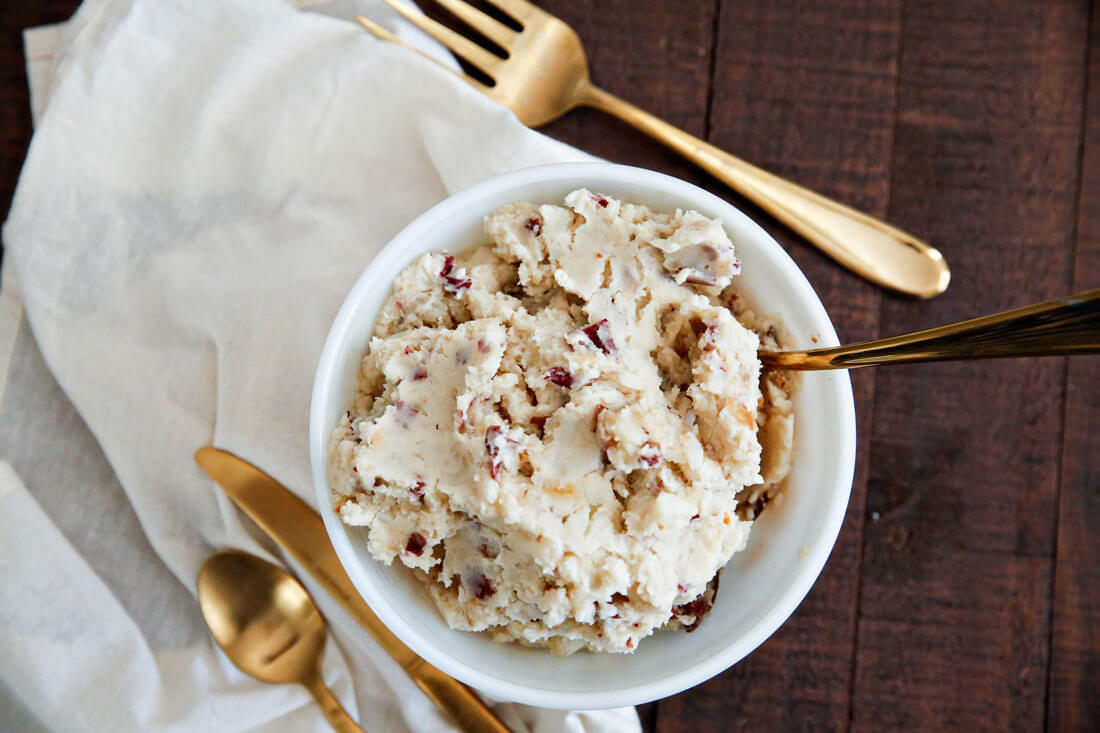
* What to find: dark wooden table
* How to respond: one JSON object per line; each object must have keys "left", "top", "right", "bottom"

{"left": 2, "top": 1, "right": 1096, "bottom": 730}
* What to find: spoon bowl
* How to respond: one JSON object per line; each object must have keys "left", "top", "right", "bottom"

{"left": 198, "top": 550, "right": 363, "bottom": 732}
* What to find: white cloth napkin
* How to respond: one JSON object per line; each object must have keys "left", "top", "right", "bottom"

{"left": 0, "top": 0, "right": 641, "bottom": 730}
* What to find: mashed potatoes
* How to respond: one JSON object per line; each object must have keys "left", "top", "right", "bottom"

{"left": 328, "top": 190, "right": 795, "bottom": 654}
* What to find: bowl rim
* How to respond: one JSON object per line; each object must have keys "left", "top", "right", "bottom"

{"left": 310, "top": 161, "right": 856, "bottom": 709}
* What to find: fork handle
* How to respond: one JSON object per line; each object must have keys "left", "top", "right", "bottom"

{"left": 577, "top": 84, "right": 950, "bottom": 299}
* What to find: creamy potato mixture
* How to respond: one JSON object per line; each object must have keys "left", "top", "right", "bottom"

{"left": 329, "top": 190, "right": 795, "bottom": 654}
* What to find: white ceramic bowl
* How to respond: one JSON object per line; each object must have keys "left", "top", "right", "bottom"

{"left": 310, "top": 162, "right": 856, "bottom": 709}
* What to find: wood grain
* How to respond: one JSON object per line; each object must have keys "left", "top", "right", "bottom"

{"left": 853, "top": 1, "right": 1089, "bottom": 730}
{"left": 656, "top": 1, "right": 898, "bottom": 728}
{"left": 1048, "top": 5, "right": 1100, "bottom": 731}
{"left": 537, "top": 0, "right": 719, "bottom": 190}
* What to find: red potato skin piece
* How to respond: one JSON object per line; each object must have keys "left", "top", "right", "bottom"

{"left": 405, "top": 532, "right": 427, "bottom": 556}
{"left": 439, "top": 253, "right": 471, "bottom": 293}
{"left": 582, "top": 319, "right": 617, "bottom": 356}
{"left": 543, "top": 367, "right": 574, "bottom": 388}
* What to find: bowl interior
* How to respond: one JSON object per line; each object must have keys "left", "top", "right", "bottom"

{"left": 310, "top": 163, "right": 855, "bottom": 709}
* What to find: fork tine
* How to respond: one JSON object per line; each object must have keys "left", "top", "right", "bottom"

{"left": 478, "top": 0, "right": 541, "bottom": 25}
{"left": 432, "top": 0, "right": 517, "bottom": 49}
{"left": 355, "top": 16, "right": 492, "bottom": 94}
{"left": 382, "top": 0, "right": 502, "bottom": 76}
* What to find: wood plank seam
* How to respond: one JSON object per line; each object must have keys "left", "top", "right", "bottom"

{"left": 843, "top": 0, "right": 910, "bottom": 722}
{"left": 1046, "top": 2, "right": 1097, "bottom": 729}
{"left": 1044, "top": 3, "right": 1093, "bottom": 728}
{"left": 701, "top": 0, "right": 723, "bottom": 142}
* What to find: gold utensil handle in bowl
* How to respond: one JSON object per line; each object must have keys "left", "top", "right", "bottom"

{"left": 578, "top": 85, "right": 950, "bottom": 299}
{"left": 762, "top": 289, "right": 1100, "bottom": 370}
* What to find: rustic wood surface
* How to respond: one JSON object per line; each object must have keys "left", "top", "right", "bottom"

{"left": 1, "top": 1, "right": 1096, "bottom": 730}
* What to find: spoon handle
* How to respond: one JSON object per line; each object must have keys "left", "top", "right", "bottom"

{"left": 761, "top": 289, "right": 1100, "bottom": 370}
{"left": 304, "top": 676, "right": 364, "bottom": 733}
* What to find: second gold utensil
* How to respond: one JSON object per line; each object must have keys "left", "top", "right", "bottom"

{"left": 194, "top": 447, "right": 511, "bottom": 733}
{"left": 762, "top": 289, "right": 1100, "bottom": 370}
{"left": 198, "top": 550, "right": 365, "bottom": 733}
{"left": 358, "top": 0, "right": 950, "bottom": 298}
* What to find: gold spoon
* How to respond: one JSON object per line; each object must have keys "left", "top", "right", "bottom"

{"left": 197, "top": 550, "right": 365, "bottom": 733}
{"left": 762, "top": 289, "right": 1100, "bottom": 370}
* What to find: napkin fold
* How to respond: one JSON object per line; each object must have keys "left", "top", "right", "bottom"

{"left": 0, "top": 0, "right": 639, "bottom": 729}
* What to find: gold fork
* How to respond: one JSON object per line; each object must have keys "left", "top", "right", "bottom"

{"left": 358, "top": 0, "right": 950, "bottom": 299}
